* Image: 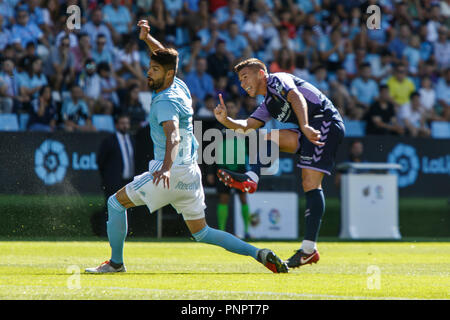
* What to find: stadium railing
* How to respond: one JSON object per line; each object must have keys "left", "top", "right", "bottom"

{"left": 0, "top": 113, "right": 19, "bottom": 131}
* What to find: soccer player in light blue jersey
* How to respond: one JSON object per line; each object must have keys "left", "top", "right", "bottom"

{"left": 86, "top": 20, "right": 288, "bottom": 274}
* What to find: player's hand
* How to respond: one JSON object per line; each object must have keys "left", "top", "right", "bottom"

{"left": 302, "top": 125, "right": 325, "bottom": 147}
{"left": 137, "top": 20, "right": 150, "bottom": 40}
{"left": 214, "top": 94, "right": 228, "bottom": 123}
{"left": 153, "top": 169, "right": 170, "bottom": 189}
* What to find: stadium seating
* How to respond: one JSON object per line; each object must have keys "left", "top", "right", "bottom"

{"left": 343, "top": 120, "right": 366, "bottom": 137}
{"left": 430, "top": 121, "right": 450, "bottom": 139}
{"left": 0, "top": 113, "right": 19, "bottom": 131}
{"left": 92, "top": 114, "right": 115, "bottom": 132}
{"left": 19, "top": 113, "right": 29, "bottom": 131}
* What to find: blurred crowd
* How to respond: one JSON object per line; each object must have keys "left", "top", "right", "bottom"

{"left": 0, "top": 0, "right": 449, "bottom": 137}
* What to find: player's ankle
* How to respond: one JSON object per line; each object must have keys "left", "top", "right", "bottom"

{"left": 109, "top": 260, "right": 123, "bottom": 269}
{"left": 245, "top": 171, "right": 259, "bottom": 183}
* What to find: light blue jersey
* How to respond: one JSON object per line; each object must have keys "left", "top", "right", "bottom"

{"left": 149, "top": 76, "right": 198, "bottom": 165}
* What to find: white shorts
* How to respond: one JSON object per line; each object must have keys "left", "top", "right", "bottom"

{"left": 125, "top": 160, "right": 206, "bottom": 220}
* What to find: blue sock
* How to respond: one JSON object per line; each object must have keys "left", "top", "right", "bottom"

{"left": 192, "top": 225, "right": 259, "bottom": 260}
{"left": 106, "top": 194, "right": 127, "bottom": 265}
{"left": 303, "top": 189, "right": 325, "bottom": 242}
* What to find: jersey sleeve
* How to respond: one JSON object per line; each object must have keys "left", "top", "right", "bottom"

{"left": 267, "top": 73, "right": 298, "bottom": 100}
{"left": 249, "top": 102, "right": 271, "bottom": 124}
{"left": 154, "top": 100, "right": 179, "bottom": 125}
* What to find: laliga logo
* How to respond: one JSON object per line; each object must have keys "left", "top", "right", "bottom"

{"left": 35, "top": 139, "right": 69, "bottom": 185}
{"left": 387, "top": 143, "right": 419, "bottom": 187}
{"left": 268, "top": 209, "right": 281, "bottom": 225}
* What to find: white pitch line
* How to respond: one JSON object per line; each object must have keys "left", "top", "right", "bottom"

{"left": 0, "top": 284, "right": 424, "bottom": 300}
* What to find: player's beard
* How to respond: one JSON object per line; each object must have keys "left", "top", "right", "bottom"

{"left": 147, "top": 76, "right": 165, "bottom": 91}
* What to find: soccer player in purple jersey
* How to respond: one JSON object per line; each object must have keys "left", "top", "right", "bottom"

{"left": 214, "top": 58, "right": 345, "bottom": 268}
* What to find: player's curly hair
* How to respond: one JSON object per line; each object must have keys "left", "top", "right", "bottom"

{"left": 151, "top": 48, "right": 179, "bottom": 74}
{"left": 233, "top": 58, "right": 267, "bottom": 74}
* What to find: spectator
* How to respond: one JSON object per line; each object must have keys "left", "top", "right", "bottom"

{"left": 184, "top": 56, "right": 215, "bottom": 107}
{"left": 17, "top": 56, "right": 48, "bottom": 104}
{"left": 81, "top": 8, "right": 114, "bottom": 50}
{"left": 61, "top": 84, "right": 96, "bottom": 132}
{"left": 386, "top": 63, "right": 416, "bottom": 107}
{"left": 435, "top": 68, "right": 450, "bottom": 120}
{"left": 28, "top": 85, "right": 57, "bottom": 131}
{"left": 121, "top": 84, "right": 146, "bottom": 132}
{"left": 207, "top": 39, "right": 231, "bottom": 80}
{"left": 116, "top": 37, "right": 145, "bottom": 87}
{"left": 196, "top": 94, "right": 216, "bottom": 118}
{"left": 434, "top": 26, "right": 450, "bottom": 70}
{"left": 91, "top": 34, "right": 114, "bottom": 66}
{"left": 366, "top": 85, "right": 404, "bottom": 135}
{"left": 269, "top": 47, "right": 295, "bottom": 73}
{"left": 350, "top": 63, "right": 379, "bottom": 114}
{"left": 397, "top": 91, "right": 431, "bottom": 137}
{"left": 242, "top": 10, "right": 265, "bottom": 54}
{"left": 220, "top": 21, "right": 249, "bottom": 61}
{"left": 55, "top": 24, "right": 78, "bottom": 49}
{"left": 102, "top": 0, "right": 133, "bottom": 44}
{"left": 265, "top": 25, "right": 295, "bottom": 63}
{"left": 294, "top": 27, "right": 318, "bottom": 70}
{"left": 77, "top": 58, "right": 104, "bottom": 114}
{"left": 98, "top": 62, "right": 122, "bottom": 113}
{"left": 418, "top": 77, "right": 441, "bottom": 121}
{"left": 0, "top": 74, "right": 13, "bottom": 113}
{"left": 318, "top": 27, "right": 346, "bottom": 73}
{"left": 0, "top": 15, "right": 12, "bottom": 51}
{"left": 164, "top": 0, "right": 184, "bottom": 18}
{"left": 309, "top": 65, "right": 329, "bottom": 96}
{"left": 388, "top": 24, "right": 411, "bottom": 60}
{"left": 402, "top": 35, "right": 421, "bottom": 76}
{"left": 425, "top": 4, "right": 442, "bottom": 43}
{"left": 147, "top": 0, "right": 174, "bottom": 41}
{"left": 418, "top": 24, "right": 434, "bottom": 63}
{"left": 0, "top": 58, "right": 26, "bottom": 112}
{"left": 293, "top": 54, "right": 311, "bottom": 82}
{"left": 0, "top": 0, "right": 15, "bottom": 29}
{"left": 215, "top": 0, "right": 245, "bottom": 30}
{"left": 330, "top": 66, "right": 353, "bottom": 119}
{"left": 71, "top": 33, "right": 92, "bottom": 74}
{"left": 44, "top": 36, "right": 76, "bottom": 91}
{"left": 373, "top": 49, "right": 393, "bottom": 82}
{"left": 214, "top": 76, "right": 229, "bottom": 101}
{"left": 237, "top": 95, "right": 257, "bottom": 118}
{"left": 10, "top": 8, "right": 49, "bottom": 53}
{"left": 197, "top": 16, "right": 221, "bottom": 55}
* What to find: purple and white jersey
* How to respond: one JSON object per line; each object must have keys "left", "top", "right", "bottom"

{"left": 250, "top": 73, "right": 343, "bottom": 125}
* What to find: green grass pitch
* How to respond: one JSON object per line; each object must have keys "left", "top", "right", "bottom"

{"left": 0, "top": 240, "right": 449, "bottom": 300}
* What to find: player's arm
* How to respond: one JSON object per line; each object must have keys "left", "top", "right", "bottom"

{"left": 152, "top": 119, "right": 180, "bottom": 189}
{"left": 214, "top": 94, "right": 263, "bottom": 134}
{"left": 137, "top": 19, "right": 165, "bottom": 53}
{"left": 287, "top": 89, "right": 324, "bottom": 146}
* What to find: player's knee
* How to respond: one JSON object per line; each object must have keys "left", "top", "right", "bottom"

{"left": 302, "top": 178, "right": 321, "bottom": 192}
{"left": 107, "top": 194, "right": 125, "bottom": 211}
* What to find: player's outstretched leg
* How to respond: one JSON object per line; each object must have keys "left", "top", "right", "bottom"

{"left": 191, "top": 224, "right": 288, "bottom": 273}
{"left": 217, "top": 129, "right": 300, "bottom": 194}
{"left": 86, "top": 192, "right": 130, "bottom": 273}
{"left": 217, "top": 168, "right": 258, "bottom": 193}
{"left": 286, "top": 171, "right": 325, "bottom": 269}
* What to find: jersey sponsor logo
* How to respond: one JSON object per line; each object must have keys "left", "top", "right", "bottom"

{"left": 174, "top": 181, "right": 200, "bottom": 191}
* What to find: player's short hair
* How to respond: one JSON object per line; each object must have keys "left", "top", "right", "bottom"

{"left": 151, "top": 48, "right": 179, "bottom": 74}
{"left": 233, "top": 58, "right": 267, "bottom": 74}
